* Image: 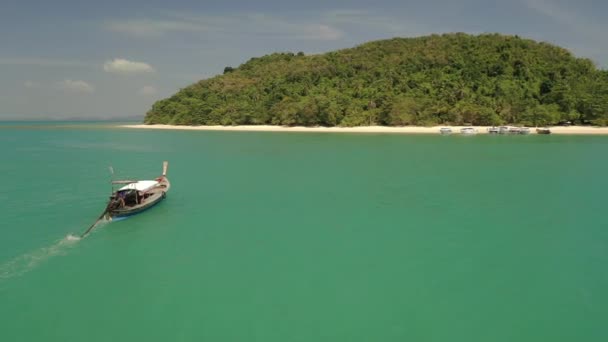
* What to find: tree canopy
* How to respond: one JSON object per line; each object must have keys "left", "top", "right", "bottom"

{"left": 145, "top": 33, "right": 608, "bottom": 126}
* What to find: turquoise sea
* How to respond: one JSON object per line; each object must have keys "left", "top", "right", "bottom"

{"left": 1, "top": 122, "right": 607, "bottom": 341}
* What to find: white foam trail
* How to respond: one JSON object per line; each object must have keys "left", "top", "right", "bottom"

{"left": 0, "top": 218, "right": 113, "bottom": 282}
{"left": 82, "top": 217, "right": 110, "bottom": 237}
{"left": 65, "top": 234, "right": 82, "bottom": 242}
{"left": 0, "top": 235, "right": 80, "bottom": 281}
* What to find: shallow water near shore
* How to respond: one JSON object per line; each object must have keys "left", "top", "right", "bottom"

{"left": 1, "top": 122, "right": 607, "bottom": 341}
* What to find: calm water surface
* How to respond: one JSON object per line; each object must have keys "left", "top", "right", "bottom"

{"left": 1, "top": 123, "right": 607, "bottom": 341}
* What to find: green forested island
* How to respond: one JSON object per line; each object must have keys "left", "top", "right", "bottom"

{"left": 145, "top": 33, "right": 608, "bottom": 126}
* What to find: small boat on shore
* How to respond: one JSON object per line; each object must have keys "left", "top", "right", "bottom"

{"left": 488, "top": 127, "right": 499, "bottom": 134}
{"left": 508, "top": 127, "right": 522, "bottom": 134}
{"left": 439, "top": 127, "right": 452, "bottom": 134}
{"left": 498, "top": 126, "right": 510, "bottom": 134}
{"left": 519, "top": 127, "right": 531, "bottom": 135}
{"left": 460, "top": 127, "right": 477, "bottom": 135}
{"left": 81, "top": 161, "right": 170, "bottom": 237}
{"left": 537, "top": 128, "right": 551, "bottom": 134}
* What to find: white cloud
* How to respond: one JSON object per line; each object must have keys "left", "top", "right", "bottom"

{"left": 106, "top": 19, "right": 207, "bottom": 38}
{"left": 523, "top": 0, "right": 572, "bottom": 24}
{"left": 302, "top": 24, "right": 343, "bottom": 41}
{"left": 138, "top": 85, "right": 157, "bottom": 96}
{"left": 321, "top": 9, "right": 439, "bottom": 38}
{"left": 24, "top": 81, "right": 41, "bottom": 88}
{"left": 522, "top": 0, "right": 605, "bottom": 38}
{"left": 103, "top": 58, "right": 155, "bottom": 74}
{"left": 323, "top": 10, "right": 403, "bottom": 32}
{"left": 57, "top": 79, "right": 95, "bottom": 93}
{"left": 105, "top": 12, "right": 344, "bottom": 41}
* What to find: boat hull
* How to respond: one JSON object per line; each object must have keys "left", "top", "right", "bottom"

{"left": 106, "top": 178, "right": 170, "bottom": 220}
{"left": 109, "top": 192, "right": 166, "bottom": 219}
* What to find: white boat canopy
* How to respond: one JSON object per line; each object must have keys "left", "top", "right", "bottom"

{"left": 119, "top": 180, "right": 159, "bottom": 192}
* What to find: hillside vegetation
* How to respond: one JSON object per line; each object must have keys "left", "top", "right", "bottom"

{"left": 145, "top": 33, "right": 608, "bottom": 126}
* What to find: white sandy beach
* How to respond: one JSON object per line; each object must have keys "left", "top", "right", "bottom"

{"left": 121, "top": 124, "right": 608, "bottom": 135}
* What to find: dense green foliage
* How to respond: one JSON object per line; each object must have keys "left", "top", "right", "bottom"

{"left": 145, "top": 33, "right": 608, "bottom": 126}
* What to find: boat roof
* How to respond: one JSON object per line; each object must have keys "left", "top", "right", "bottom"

{"left": 118, "top": 180, "right": 159, "bottom": 192}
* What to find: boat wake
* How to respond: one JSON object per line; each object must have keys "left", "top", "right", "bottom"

{"left": 0, "top": 221, "right": 109, "bottom": 282}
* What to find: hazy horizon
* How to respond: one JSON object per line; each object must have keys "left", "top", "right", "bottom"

{"left": 0, "top": 115, "right": 144, "bottom": 122}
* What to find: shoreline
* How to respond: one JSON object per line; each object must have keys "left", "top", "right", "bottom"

{"left": 120, "top": 124, "right": 608, "bottom": 135}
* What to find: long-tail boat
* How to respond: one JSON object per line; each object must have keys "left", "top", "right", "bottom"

{"left": 82, "top": 161, "right": 170, "bottom": 237}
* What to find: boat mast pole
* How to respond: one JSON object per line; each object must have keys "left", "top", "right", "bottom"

{"left": 108, "top": 166, "right": 115, "bottom": 194}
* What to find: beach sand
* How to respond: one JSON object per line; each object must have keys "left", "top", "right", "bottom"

{"left": 121, "top": 124, "right": 608, "bottom": 135}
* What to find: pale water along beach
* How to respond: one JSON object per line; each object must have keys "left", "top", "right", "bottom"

{"left": 123, "top": 124, "right": 608, "bottom": 135}
{"left": 1, "top": 122, "right": 608, "bottom": 341}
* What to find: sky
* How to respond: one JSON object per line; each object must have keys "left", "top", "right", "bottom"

{"left": 1, "top": 0, "right": 606, "bottom": 120}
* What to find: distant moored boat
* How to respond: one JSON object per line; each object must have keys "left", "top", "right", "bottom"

{"left": 439, "top": 127, "right": 452, "bottom": 134}
{"left": 536, "top": 128, "right": 551, "bottom": 134}
{"left": 460, "top": 127, "right": 477, "bottom": 135}
{"left": 508, "top": 127, "right": 522, "bottom": 134}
